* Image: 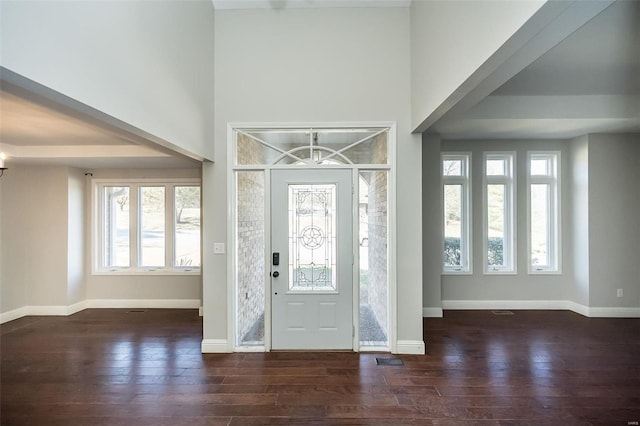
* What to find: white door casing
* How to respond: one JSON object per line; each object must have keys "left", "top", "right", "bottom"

{"left": 270, "top": 169, "right": 353, "bottom": 350}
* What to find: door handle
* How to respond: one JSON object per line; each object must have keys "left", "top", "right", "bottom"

{"left": 272, "top": 271, "right": 280, "bottom": 278}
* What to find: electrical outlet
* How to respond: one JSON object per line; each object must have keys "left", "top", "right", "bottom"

{"left": 617, "top": 288, "right": 623, "bottom": 298}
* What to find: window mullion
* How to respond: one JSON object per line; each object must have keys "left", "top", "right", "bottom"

{"left": 166, "top": 185, "right": 175, "bottom": 269}
{"left": 130, "top": 184, "right": 139, "bottom": 269}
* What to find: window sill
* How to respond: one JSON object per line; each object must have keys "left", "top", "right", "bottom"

{"left": 529, "top": 269, "right": 562, "bottom": 275}
{"left": 442, "top": 270, "right": 473, "bottom": 276}
{"left": 483, "top": 270, "right": 517, "bottom": 275}
{"left": 93, "top": 269, "right": 201, "bottom": 276}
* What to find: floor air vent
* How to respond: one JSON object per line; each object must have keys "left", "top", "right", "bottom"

{"left": 127, "top": 310, "right": 147, "bottom": 313}
{"left": 491, "top": 310, "right": 514, "bottom": 315}
{"left": 376, "top": 357, "right": 404, "bottom": 366}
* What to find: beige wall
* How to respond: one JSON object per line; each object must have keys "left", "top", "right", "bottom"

{"left": 0, "top": 166, "right": 202, "bottom": 320}
{"left": 1, "top": 166, "right": 69, "bottom": 312}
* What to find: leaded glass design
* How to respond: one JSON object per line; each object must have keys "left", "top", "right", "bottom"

{"left": 288, "top": 184, "right": 337, "bottom": 292}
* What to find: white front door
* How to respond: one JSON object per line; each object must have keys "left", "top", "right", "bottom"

{"left": 271, "top": 169, "right": 353, "bottom": 350}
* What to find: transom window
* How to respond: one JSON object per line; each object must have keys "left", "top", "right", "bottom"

{"left": 94, "top": 179, "right": 201, "bottom": 274}
{"left": 234, "top": 128, "right": 389, "bottom": 166}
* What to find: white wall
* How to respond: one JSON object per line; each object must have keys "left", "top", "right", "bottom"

{"left": 588, "top": 134, "right": 640, "bottom": 308}
{"left": 207, "top": 7, "right": 423, "bottom": 351}
{"left": 0, "top": 0, "right": 215, "bottom": 160}
{"left": 569, "top": 135, "right": 589, "bottom": 306}
{"left": 410, "top": 0, "right": 545, "bottom": 131}
{"left": 0, "top": 166, "right": 69, "bottom": 312}
{"left": 439, "top": 139, "right": 573, "bottom": 303}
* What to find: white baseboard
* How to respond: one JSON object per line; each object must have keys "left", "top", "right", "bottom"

{"left": 86, "top": 299, "right": 201, "bottom": 309}
{"left": 1, "top": 299, "right": 202, "bottom": 324}
{"left": 422, "top": 307, "right": 444, "bottom": 317}
{"left": 28, "top": 305, "right": 71, "bottom": 316}
{"left": 201, "top": 339, "right": 231, "bottom": 353}
{"left": 199, "top": 306, "right": 203, "bottom": 317}
{"left": 440, "top": 300, "right": 640, "bottom": 318}
{"left": 565, "top": 301, "right": 590, "bottom": 317}
{"left": 588, "top": 307, "right": 640, "bottom": 317}
{"left": 441, "top": 299, "right": 569, "bottom": 310}
{"left": 0, "top": 307, "right": 29, "bottom": 324}
{"left": 68, "top": 300, "right": 88, "bottom": 315}
{"left": 395, "top": 340, "right": 425, "bottom": 355}
{"left": 1, "top": 304, "right": 79, "bottom": 324}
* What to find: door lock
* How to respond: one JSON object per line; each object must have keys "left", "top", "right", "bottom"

{"left": 272, "top": 271, "right": 279, "bottom": 278}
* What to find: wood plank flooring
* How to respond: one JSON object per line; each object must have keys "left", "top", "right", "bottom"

{"left": 1, "top": 309, "right": 639, "bottom": 425}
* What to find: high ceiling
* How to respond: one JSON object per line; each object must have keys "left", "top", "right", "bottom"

{"left": 211, "top": 0, "right": 410, "bottom": 9}
{"left": 0, "top": 84, "right": 201, "bottom": 170}
{"left": 1, "top": 0, "right": 636, "bottom": 170}
{"left": 432, "top": 0, "right": 640, "bottom": 139}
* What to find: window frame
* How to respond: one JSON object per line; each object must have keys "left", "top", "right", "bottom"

{"left": 527, "top": 151, "right": 561, "bottom": 274}
{"left": 441, "top": 153, "right": 472, "bottom": 274}
{"left": 93, "top": 178, "right": 201, "bottom": 275}
{"left": 483, "top": 152, "right": 516, "bottom": 274}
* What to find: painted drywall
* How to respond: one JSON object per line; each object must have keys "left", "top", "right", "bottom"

{"left": 588, "top": 134, "right": 640, "bottom": 308}
{"left": 0, "top": 0, "right": 215, "bottom": 160}
{"left": 0, "top": 166, "right": 68, "bottom": 311}
{"left": 422, "top": 134, "right": 443, "bottom": 311}
{"left": 67, "top": 168, "right": 86, "bottom": 306}
{"left": 439, "top": 139, "right": 573, "bottom": 302}
{"left": 209, "top": 7, "right": 423, "bottom": 350}
{"left": 569, "top": 135, "right": 589, "bottom": 306}
{"left": 85, "top": 168, "right": 202, "bottom": 303}
{"left": 410, "top": 0, "right": 546, "bottom": 131}
{"left": 0, "top": 177, "right": 3, "bottom": 309}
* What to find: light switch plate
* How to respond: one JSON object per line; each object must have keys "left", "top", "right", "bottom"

{"left": 214, "top": 243, "right": 225, "bottom": 254}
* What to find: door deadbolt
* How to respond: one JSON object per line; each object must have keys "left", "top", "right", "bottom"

{"left": 272, "top": 271, "right": 280, "bottom": 278}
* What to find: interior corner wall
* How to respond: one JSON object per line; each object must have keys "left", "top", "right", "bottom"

{"left": 209, "top": 7, "right": 422, "bottom": 350}
{"left": 569, "top": 135, "right": 589, "bottom": 306}
{"left": 0, "top": 0, "right": 215, "bottom": 160}
{"left": 67, "top": 168, "right": 86, "bottom": 306}
{"left": 0, "top": 166, "right": 69, "bottom": 313}
{"left": 410, "top": 0, "right": 546, "bottom": 130}
{"left": 422, "top": 134, "right": 443, "bottom": 312}
{"left": 588, "top": 134, "right": 640, "bottom": 309}
{"left": 440, "top": 139, "right": 574, "bottom": 303}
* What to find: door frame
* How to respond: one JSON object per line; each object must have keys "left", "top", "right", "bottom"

{"left": 228, "top": 122, "right": 397, "bottom": 353}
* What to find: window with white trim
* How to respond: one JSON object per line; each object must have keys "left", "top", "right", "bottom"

{"left": 483, "top": 153, "right": 515, "bottom": 273}
{"left": 528, "top": 152, "right": 560, "bottom": 273}
{"left": 442, "top": 153, "right": 471, "bottom": 273}
{"left": 95, "top": 180, "right": 201, "bottom": 274}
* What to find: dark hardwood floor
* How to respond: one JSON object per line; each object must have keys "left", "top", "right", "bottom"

{"left": 1, "top": 309, "right": 639, "bottom": 425}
